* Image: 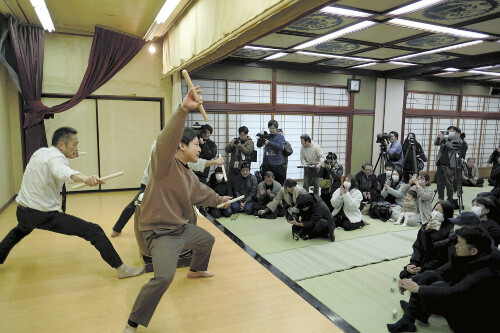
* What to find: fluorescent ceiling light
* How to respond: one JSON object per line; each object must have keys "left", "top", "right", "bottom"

{"left": 388, "top": 61, "right": 417, "bottom": 66}
{"left": 244, "top": 46, "right": 281, "bottom": 52}
{"left": 293, "top": 21, "right": 377, "bottom": 50}
{"left": 467, "top": 70, "right": 500, "bottom": 77}
{"left": 350, "top": 62, "right": 378, "bottom": 68}
{"left": 387, "top": 0, "right": 447, "bottom": 16}
{"left": 263, "top": 52, "right": 288, "bottom": 61}
{"left": 297, "top": 51, "right": 375, "bottom": 62}
{"left": 155, "top": 0, "right": 182, "bottom": 23}
{"left": 444, "top": 68, "right": 460, "bottom": 71}
{"left": 432, "top": 72, "right": 456, "bottom": 76}
{"left": 387, "top": 18, "right": 490, "bottom": 39}
{"left": 391, "top": 40, "right": 483, "bottom": 61}
{"left": 473, "top": 64, "right": 500, "bottom": 70}
{"left": 30, "top": 0, "right": 55, "bottom": 32}
{"left": 320, "top": 6, "right": 372, "bottom": 18}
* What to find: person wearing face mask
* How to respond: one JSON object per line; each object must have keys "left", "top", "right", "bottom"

{"left": 471, "top": 196, "right": 500, "bottom": 247}
{"left": 434, "top": 126, "right": 463, "bottom": 204}
{"left": 331, "top": 175, "right": 367, "bottom": 231}
{"left": 206, "top": 167, "right": 233, "bottom": 219}
{"left": 381, "top": 168, "right": 406, "bottom": 207}
{"left": 399, "top": 200, "right": 454, "bottom": 279}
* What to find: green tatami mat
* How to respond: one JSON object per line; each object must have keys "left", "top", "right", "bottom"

{"left": 298, "top": 257, "right": 453, "bottom": 333}
{"left": 262, "top": 229, "right": 419, "bottom": 281}
{"left": 216, "top": 214, "right": 419, "bottom": 255}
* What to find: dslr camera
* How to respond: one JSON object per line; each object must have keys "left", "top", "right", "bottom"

{"left": 325, "top": 152, "right": 335, "bottom": 165}
{"left": 408, "top": 137, "right": 416, "bottom": 145}
{"left": 376, "top": 133, "right": 390, "bottom": 144}
{"left": 286, "top": 212, "right": 300, "bottom": 222}
{"left": 191, "top": 122, "right": 204, "bottom": 136}
{"left": 256, "top": 131, "right": 271, "bottom": 148}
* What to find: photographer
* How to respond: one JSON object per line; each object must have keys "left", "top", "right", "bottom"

{"left": 402, "top": 133, "right": 426, "bottom": 182}
{"left": 434, "top": 126, "right": 463, "bottom": 204}
{"left": 320, "top": 152, "right": 343, "bottom": 211}
{"left": 331, "top": 175, "right": 366, "bottom": 231}
{"left": 258, "top": 120, "right": 286, "bottom": 185}
{"left": 487, "top": 145, "right": 500, "bottom": 186}
{"left": 258, "top": 178, "right": 308, "bottom": 218}
{"left": 385, "top": 131, "right": 404, "bottom": 167}
{"left": 300, "top": 134, "right": 325, "bottom": 195}
{"left": 277, "top": 129, "right": 293, "bottom": 180}
{"left": 194, "top": 124, "right": 218, "bottom": 184}
{"left": 225, "top": 126, "right": 255, "bottom": 180}
{"left": 288, "top": 193, "right": 335, "bottom": 242}
{"left": 462, "top": 157, "right": 484, "bottom": 187}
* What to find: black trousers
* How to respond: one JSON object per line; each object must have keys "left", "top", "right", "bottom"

{"left": 261, "top": 164, "right": 285, "bottom": 185}
{"left": 113, "top": 184, "right": 146, "bottom": 233}
{"left": 0, "top": 206, "right": 123, "bottom": 268}
{"left": 292, "top": 218, "right": 330, "bottom": 238}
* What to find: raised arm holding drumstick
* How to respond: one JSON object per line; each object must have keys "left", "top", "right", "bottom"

{"left": 123, "top": 84, "right": 231, "bottom": 333}
{"left": 0, "top": 126, "right": 144, "bottom": 280}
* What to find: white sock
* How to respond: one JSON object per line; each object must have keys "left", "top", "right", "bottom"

{"left": 117, "top": 264, "right": 144, "bottom": 279}
{"left": 123, "top": 323, "right": 137, "bottom": 333}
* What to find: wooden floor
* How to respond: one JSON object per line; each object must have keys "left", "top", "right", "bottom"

{"left": 0, "top": 191, "right": 341, "bottom": 333}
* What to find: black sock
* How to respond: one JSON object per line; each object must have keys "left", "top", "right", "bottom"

{"left": 127, "top": 319, "right": 138, "bottom": 328}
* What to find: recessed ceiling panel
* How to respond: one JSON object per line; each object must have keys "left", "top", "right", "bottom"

{"left": 406, "top": 54, "right": 458, "bottom": 64}
{"left": 252, "top": 33, "right": 311, "bottom": 49}
{"left": 231, "top": 49, "right": 278, "bottom": 59}
{"left": 354, "top": 47, "right": 413, "bottom": 59}
{"left": 359, "top": 63, "right": 410, "bottom": 71}
{"left": 282, "top": 13, "right": 358, "bottom": 35}
{"left": 404, "top": 0, "right": 500, "bottom": 25}
{"left": 334, "top": 0, "right": 415, "bottom": 12}
{"left": 276, "top": 53, "right": 324, "bottom": 63}
{"left": 464, "top": 17, "right": 500, "bottom": 35}
{"left": 395, "top": 34, "right": 470, "bottom": 50}
{"left": 319, "top": 58, "right": 367, "bottom": 67}
{"left": 448, "top": 41, "right": 500, "bottom": 55}
{"left": 345, "top": 24, "right": 421, "bottom": 44}
{"left": 305, "top": 40, "right": 371, "bottom": 55}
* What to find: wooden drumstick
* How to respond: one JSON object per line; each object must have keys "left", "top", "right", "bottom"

{"left": 72, "top": 171, "right": 125, "bottom": 189}
{"left": 181, "top": 69, "right": 209, "bottom": 122}
{"left": 216, "top": 195, "right": 245, "bottom": 209}
{"left": 77, "top": 152, "right": 87, "bottom": 156}
{"left": 219, "top": 154, "right": 227, "bottom": 182}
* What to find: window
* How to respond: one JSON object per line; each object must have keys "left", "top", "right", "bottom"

{"left": 403, "top": 117, "right": 432, "bottom": 172}
{"left": 462, "top": 96, "right": 484, "bottom": 112}
{"left": 485, "top": 97, "right": 500, "bottom": 113}
{"left": 316, "top": 87, "right": 349, "bottom": 107}
{"left": 181, "top": 79, "right": 226, "bottom": 102}
{"left": 313, "top": 115, "right": 349, "bottom": 170}
{"left": 276, "top": 84, "right": 314, "bottom": 105}
{"left": 228, "top": 81, "right": 271, "bottom": 103}
{"left": 406, "top": 93, "right": 434, "bottom": 110}
{"left": 459, "top": 118, "right": 482, "bottom": 164}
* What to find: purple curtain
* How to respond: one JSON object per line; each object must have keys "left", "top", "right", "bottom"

{"left": 8, "top": 18, "right": 146, "bottom": 161}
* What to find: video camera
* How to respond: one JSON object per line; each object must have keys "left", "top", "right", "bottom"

{"left": 286, "top": 212, "right": 299, "bottom": 222}
{"left": 191, "top": 122, "right": 204, "bottom": 136}
{"left": 408, "top": 137, "right": 416, "bottom": 145}
{"left": 325, "top": 152, "right": 335, "bottom": 165}
{"left": 256, "top": 131, "right": 271, "bottom": 148}
{"left": 376, "top": 133, "right": 390, "bottom": 144}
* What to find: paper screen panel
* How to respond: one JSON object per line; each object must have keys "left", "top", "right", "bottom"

{"left": 316, "top": 87, "right": 349, "bottom": 107}
{"left": 181, "top": 78, "right": 226, "bottom": 102}
{"left": 276, "top": 84, "right": 314, "bottom": 105}
{"left": 228, "top": 81, "right": 271, "bottom": 103}
{"left": 403, "top": 117, "right": 432, "bottom": 172}
{"left": 313, "top": 115, "right": 348, "bottom": 169}
{"left": 458, "top": 118, "right": 482, "bottom": 164}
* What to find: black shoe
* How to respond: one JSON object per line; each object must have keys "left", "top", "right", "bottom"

{"left": 292, "top": 232, "right": 300, "bottom": 241}
{"left": 301, "top": 233, "right": 310, "bottom": 240}
{"left": 387, "top": 317, "right": 416, "bottom": 332}
{"left": 400, "top": 300, "right": 429, "bottom": 324}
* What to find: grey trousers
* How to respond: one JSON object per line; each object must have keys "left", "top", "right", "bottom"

{"left": 436, "top": 164, "right": 455, "bottom": 201}
{"left": 303, "top": 168, "right": 320, "bottom": 194}
{"left": 129, "top": 223, "right": 215, "bottom": 327}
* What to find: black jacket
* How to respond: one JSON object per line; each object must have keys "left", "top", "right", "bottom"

{"left": 195, "top": 139, "right": 217, "bottom": 179}
{"left": 402, "top": 139, "right": 426, "bottom": 171}
{"left": 299, "top": 194, "right": 334, "bottom": 229}
{"left": 208, "top": 174, "right": 231, "bottom": 197}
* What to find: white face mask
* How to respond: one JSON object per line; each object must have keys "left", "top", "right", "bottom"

{"left": 215, "top": 173, "right": 224, "bottom": 181}
{"left": 386, "top": 170, "right": 392, "bottom": 177}
{"left": 448, "top": 131, "right": 455, "bottom": 137}
{"left": 343, "top": 182, "right": 351, "bottom": 189}
{"left": 392, "top": 175, "right": 399, "bottom": 182}
{"left": 471, "top": 206, "right": 483, "bottom": 217}
{"left": 431, "top": 210, "right": 444, "bottom": 223}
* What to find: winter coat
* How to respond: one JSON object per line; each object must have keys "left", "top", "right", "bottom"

{"left": 255, "top": 180, "right": 282, "bottom": 205}
{"left": 225, "top": 136, "right": 255, "bottom": 172}
{"left": 400, "top": 183, "right": 433, "bottom": 223}
{"left": 331, "top": 187, "right": 363, "bottom": 223}
{"left": 266, "top": 185, "right": 308, "bottom": 213}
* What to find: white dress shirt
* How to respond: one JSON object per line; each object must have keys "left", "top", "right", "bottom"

{"left": 16, "top": 146, "right": 80, "bottom": 212}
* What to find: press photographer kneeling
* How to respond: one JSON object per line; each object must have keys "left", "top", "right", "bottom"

{"left": 287, "top": 193, "right": 335, "bottom": 242}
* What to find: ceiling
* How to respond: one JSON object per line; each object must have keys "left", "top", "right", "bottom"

{"left": 1, "top": 0, "right": 500, "bottom": 84}
{"left": 227, "top": 0, "right": 500, "bottom": 84}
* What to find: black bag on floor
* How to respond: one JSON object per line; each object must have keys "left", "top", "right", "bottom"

{"left": 369, "top": 201, "right": 392, "bottom": 222}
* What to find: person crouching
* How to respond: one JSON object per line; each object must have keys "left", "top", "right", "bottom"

{"left": 288, "top": 193, "right": 335, "bottom": 242}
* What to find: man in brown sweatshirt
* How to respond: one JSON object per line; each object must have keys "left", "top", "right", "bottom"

{"left": 124, "top": 87, "right": 231, "bottom": 332}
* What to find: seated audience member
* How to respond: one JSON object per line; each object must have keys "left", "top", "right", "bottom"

{"left": 355, "top": 162, "right": 381, "bottom": 207}
{"left": 461, "top": 157, "right": 484, "bottom": 187}
{"left": 254, "top": 171, "right": 282, "bottom": 219}
{"left": 471, "top": 196, "right": 500, "bottom": 247}
{"left": 399, "top": 200, "right": 454, "bottom": 279}
{"left": 486, "top": 145, "right": 500, "bottom": 186}
{"left": 488, "top": 154, "right": 500, "bottom": 188}
{"left": 331, "top": 175, "right": 366, "bottom": 231}
{"left": 258, "top": 178, "right": 308, "bottom": 218}
{"left": 225, "top": 126, "right": 255, "bottom": 181}
{"left": 377, "top": 162, "right": 395, "bottom": 189}
{"left": 399, "top": 174, "right": 433, "bottom": 226}
{"left": 388, "top": 226, "right": 499, "bottom": 333}
{"left": 381, "top": 168, "right": 406, "bottom": 206}
{"left": 394, "top": 190, "right": 418, "bottom": 227}
{"left": 229, "top": 162, "right": 258, "bottom": 215}
{"left": 288, "top": 193, "right": 335, "bottom": 242}
{"left": 206, "top": 167, "right": 233, "bottom": 218}
{"left": 320, "top": 153, "right": 344, "bottom": 211}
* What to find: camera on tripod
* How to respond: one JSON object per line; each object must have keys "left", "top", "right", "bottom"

{"left": 376, "top": 133, "right": 390, "bottom": 144}
{"left": 256, "top": 131, "right": 271, "bottom": 147}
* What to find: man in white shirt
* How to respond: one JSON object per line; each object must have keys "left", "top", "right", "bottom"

{"left": 300, "top": 134, "right": 325, "bottom": 195}
{"left": 0, "top": 127, "right": 143, "bottom": 279}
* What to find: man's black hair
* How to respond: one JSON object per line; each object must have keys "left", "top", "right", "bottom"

{"left": 201, "top": 124, "right": 213, "bottom": 135}
{"left": 385, "top": 162, "right": 395, "bottom": 170}
{"left": 264, "top": 171, "right": 274, "bottom": 178}
{"left": 238, "top": 126, "right": 249, "bottom": 134}
{"left": 362, "top": 162, "right": 373, "bottom": 169}
{"left": 389, "top": 131, "right": 399, "bottom": 139}
{"left": 418, "top": 173, "right": 430, "bottom": 183}
{"left": 181, "top": 127, "right": 200, "bottom": 146}
{"left": 300, "top": 134, "right": 312, "bottom": 143}
{"left": 268, "top": 119, "right": 279, "bottom": 129}
{"left": 447, "top": 126, "right": 461, "bottom": 133}
{"left": 51, "top": 127, "right": 78, "bottom": 146}
{"left": 296, "top": 194, "right": 314, "bottom": 209}
{"left": 455, "top": 226, "right": 493, "bottom": 255}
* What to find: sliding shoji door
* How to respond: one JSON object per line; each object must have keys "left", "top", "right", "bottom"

{"left": 313, "top": 115, "right": 349, "bottom": 174}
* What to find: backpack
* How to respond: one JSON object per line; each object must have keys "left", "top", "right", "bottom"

{"left": 369, "top": 201, "right": 392, "bottom": 222}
